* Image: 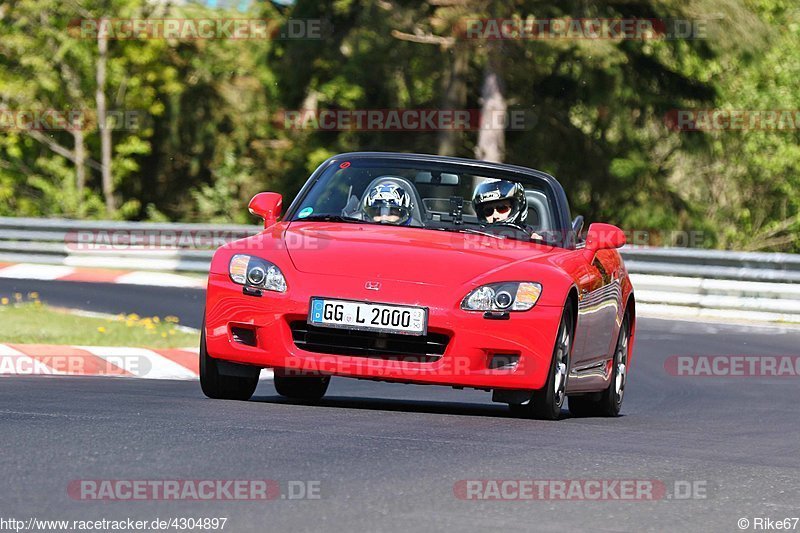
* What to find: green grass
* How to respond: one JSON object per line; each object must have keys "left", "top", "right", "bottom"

{"left": 0, "top": 299, "right": 199, "bottom": 348}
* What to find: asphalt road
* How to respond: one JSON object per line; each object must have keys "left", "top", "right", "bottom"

{"left": 1, "top": 279, "right": 799, "bottom": 532}
{"left": 0, "top": 278, "right": 206, "bottom": 327}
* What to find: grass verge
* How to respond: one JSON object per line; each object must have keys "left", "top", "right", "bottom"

{"left": 0, "top": 296, "right": 198, "bottom": 348}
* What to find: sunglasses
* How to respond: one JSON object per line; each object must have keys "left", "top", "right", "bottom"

{"left": 481, "top": 202, "right": 512, "bottom": 218}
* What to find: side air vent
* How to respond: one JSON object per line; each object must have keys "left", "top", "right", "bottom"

{"left": 231, "top": 326, "right": 257, "bottom": 347}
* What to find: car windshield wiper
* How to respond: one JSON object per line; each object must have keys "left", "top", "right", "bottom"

{"left": 448, "top": 227, "right": 506, "bottom": 239}
{"left": 295, "top": 214, "right": 365, "bottom": 223}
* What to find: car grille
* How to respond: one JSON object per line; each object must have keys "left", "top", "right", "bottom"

{"left": 290, "top": 321, "right": 449, "bottom": 362}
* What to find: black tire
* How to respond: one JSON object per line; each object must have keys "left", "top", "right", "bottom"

{"left": 199, "top": 323, "right": 259, "bottom": 401}
{"left": 510, "top": 303, "right": 573, "bottom": 421}
{"left": 569, "top": 314, "right": 630, "bottom": 417}
{"left": 566, "top": 393, "right": 600, "bottom": 417}
{"left": 274, "top": 374, "right": 330, "bottom": 402}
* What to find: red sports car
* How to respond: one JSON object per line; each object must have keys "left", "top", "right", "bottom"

{"left": 201, "top": 152, "right": 635, "bottom": 420}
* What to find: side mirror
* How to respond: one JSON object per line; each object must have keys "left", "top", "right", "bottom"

{"left": 572, "top": 215, "right": 585, "bottom": 236}
{"left": 248, "top": 192, "right": 282, "bottom": 228}
{"left": 585, "top": 223, "right": 626, "bottom": 253}
{"left": 571, "top": 215, "right": 585, "bottom": 246}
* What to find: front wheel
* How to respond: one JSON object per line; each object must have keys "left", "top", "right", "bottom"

{"left": 510, "top": 304, "right": 573, "bottom": 420}
{"left": 199, "top": 324, "right": 259, "bottom": 401}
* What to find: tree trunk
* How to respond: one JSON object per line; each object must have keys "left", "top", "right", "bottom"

{"left": 437, "top": 44, "right": 469, "bottom": 156}
{"left": 95, "top": 22, "right": 115, "bottom": 214}
{"left": 474, "top": 53, "right": 506, "bottom": 163}
{"left": 57, "top": 62, "right": 87, "bottom": 208}
{"left": 73, "top": 128, "right": 86, "bottom": 197}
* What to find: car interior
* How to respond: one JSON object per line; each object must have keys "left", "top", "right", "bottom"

{"left": 335, "top": 170, "right": 553, "bottom": 234}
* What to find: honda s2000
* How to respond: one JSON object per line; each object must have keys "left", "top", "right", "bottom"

{"left": 201, "top": 152, "right": 635, "bottom": 420}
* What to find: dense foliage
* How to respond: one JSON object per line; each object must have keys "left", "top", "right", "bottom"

{"left": 0, "top": 0, "right": 797, "bottom": 250}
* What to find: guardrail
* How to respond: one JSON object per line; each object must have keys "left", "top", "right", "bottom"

{"left": 622, "top": 247, "right": 800, "bottom": 283}
{"left": 1, "top": 217, "right": 799, "bottom": 322}
{"left": 0, "top": 217, "right": 255, "bottom": 272}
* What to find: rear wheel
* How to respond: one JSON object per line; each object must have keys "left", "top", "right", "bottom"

{"left": 274, "top": 374, "right": 330, "bottom": 402}
{"left": 199, "top": 324, "right": 259, "bottom": 401}
{"left": 569, "top": 314, "right": 630, "bottom": 417}
{"left": 510, "top": 304, "right": 573, "bottom": 420}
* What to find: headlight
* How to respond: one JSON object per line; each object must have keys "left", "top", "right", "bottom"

{"left": 229, "top": 254, "right": 287, "bottom": 293}
{"left": 461, "top": 282, "right": 542, "bottom": 312}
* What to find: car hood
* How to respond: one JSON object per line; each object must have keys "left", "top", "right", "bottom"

{"left": 283, "top": 222, "right": 558, "bottom": 287}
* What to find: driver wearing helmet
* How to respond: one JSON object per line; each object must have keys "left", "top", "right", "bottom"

{"left": 472, "top": 179, "right": 543, "bottom": 240}
{"left": 361, "top": 181, "right": 414, "bottom": 225}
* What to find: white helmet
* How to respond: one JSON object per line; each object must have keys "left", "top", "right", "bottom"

{"left": 362, "top": 182, "right": 413, "bottom": 225}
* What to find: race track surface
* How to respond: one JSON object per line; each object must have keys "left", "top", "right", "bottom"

{"left": 1, "top": 279, "right": 799, "bottom": 532}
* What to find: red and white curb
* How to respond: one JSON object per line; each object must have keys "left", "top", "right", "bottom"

{"left": 0, "top": 344, "right": 274, "bottom": 381}
{"left": 0, "top": 344, "right": 200, "bottom": 379}
{"left": 0, "top": 263, "right": 205, "bottom": 288}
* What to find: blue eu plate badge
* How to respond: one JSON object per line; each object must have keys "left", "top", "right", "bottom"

{"left": 311, "top": 299, "right": 325, "bottom": 322}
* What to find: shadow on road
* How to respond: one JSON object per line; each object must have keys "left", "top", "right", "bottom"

{"left": 249, "top": 394, "right": 603, "bottom": 421}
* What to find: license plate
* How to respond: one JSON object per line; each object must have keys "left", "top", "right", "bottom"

{"left": 308, "top": 298, "right": 427, "bottom": 336}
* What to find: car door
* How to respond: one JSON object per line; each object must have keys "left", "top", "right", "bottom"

{"left": 578, "top": 249, "right": 622, "bottom": 364}
{"left": 568, "top": 261, "right": 594, "bottom": 369}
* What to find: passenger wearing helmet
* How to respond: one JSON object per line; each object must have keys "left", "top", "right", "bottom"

{"left": 472, "top": 179, "right": 544, "bottom": 240}
{"left": 473, "top": 179, "right": 527, "bottom": 226}
{"left": 361, "top": 181, "right": 414, "bottom": 225}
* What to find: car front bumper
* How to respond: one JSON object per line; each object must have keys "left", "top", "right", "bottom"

{"left": 204, "top": 273, "right": 564, "bottom": 391}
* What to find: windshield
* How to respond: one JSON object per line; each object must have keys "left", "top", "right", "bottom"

{"left": 289, "top": 159, "right": 559, "bottom": 244}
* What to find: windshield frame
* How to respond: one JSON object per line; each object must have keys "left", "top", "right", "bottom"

{"left": 283, "top": 152, "right": 574, "bottom": 248}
